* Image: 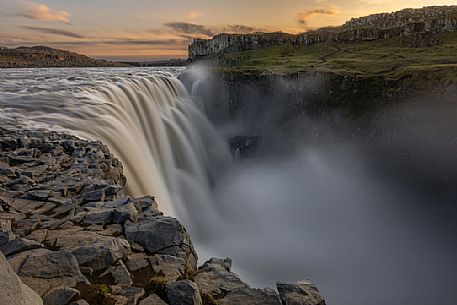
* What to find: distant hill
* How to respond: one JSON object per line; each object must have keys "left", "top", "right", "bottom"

{"left": 0, "top": 46, "right": 128, "bottom": 68}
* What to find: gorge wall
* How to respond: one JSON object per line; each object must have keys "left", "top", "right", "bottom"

{"left": 188, "top": 6, "right": 457, "bottom": 60}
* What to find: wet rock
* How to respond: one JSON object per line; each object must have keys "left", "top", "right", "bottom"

{"left": 0, "top": 251, "right": 43, "bottom": 305}
{"left": 277, "top": 280, "right": 326, "bottom": 305}
{"left": 42, "top": 287, "right": 79, "bottom": 305}
{"left": 167, "top": 280, "right": 202, "bottom": 305}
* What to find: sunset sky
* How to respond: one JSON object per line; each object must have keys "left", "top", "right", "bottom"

{"left": 0, "top": 0, "right": 455, "bottom": 60}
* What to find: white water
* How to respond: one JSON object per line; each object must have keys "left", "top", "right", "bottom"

{"left": 1, "top": 67, "right": 456, "bottom": 305}
{"left": 0, "top": 67, "right": 230, "bottom": 225}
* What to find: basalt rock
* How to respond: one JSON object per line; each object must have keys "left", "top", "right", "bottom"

{"left": 189, "top": 6, "right": 457, "bottom": 61}
{"left": 0, "top": 251, "right": 43, "bottom": 305}
{"left": 0, "top": 126, "right": 323, "bottom": 305}
{"left": 277, "top": 280, "right": 326, "bottom": 305}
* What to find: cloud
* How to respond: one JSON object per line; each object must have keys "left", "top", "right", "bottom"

{"left": 22, "top": 26, "right": 83, "bottom": 38}
{"left": 298, "top": 8, "right": 337, "bottom": 26}
{"left": 50, "top": 38, "right": 188, "bottom": 46}
{"left": 163, "top": 22, "right": 264, "bottom": 38}
{"left": 222, "top": 24, "right": 264, "bottom": 34}
{"left": 18, "top": 1, "right": 70, "bottom": 23}
{"left": 164, "top": 22, "right": 214, "bottom": 37}
{"left": 187, "top": 11, "right": 203, "bottom": 20}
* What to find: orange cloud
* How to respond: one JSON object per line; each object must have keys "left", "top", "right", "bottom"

{"left": 298, "top": 8, "right": 337, "bottom": 26}
{"left": 187, "top": 11, "right": 203, "bottom": 20}
{"left": 19, "top": 1, "right": 70, "bottom": 23}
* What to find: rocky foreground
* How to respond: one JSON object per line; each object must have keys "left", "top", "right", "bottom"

{"left": 0, "top": 127, "right": 325, "bottom": 305}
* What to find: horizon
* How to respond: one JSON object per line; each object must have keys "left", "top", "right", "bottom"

{"left": 0, "top": 1, "right": 455, "bottom": 61}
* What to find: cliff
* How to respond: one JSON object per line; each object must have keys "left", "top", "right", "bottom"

{"left": 188, "top": 6, "right": 457, "bottom": 61}
{"left": 0, "top": 127, "right": 325, "bottom": 305}
{"left": 0, "top": 46, "right": 127, "bottom": 68}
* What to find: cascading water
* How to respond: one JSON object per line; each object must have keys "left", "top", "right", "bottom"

{"left": 0, "top": 67, "right": 230, "bottom": 229}
{"left": 2, "top": 66, "right": 457, "bottom": 305}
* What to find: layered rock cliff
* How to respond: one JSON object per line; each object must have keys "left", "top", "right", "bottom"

{"left": 0, "top": 127, "right": 325, "bottom": 305}
{"left": 188, "top": 6, "right": 457, "bottom": 60}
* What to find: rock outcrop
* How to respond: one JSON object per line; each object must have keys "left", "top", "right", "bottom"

{"left": 0, "top": 46, "right": 127, "bottom": 68}
{"left": 189, "top": 6, "right": 457, "bottom": 60}
{"left": 0, "top": 126, "right": 324, "bottom": 305}
{"left": 0, "top": 251, "right": 43, "bottom": 305}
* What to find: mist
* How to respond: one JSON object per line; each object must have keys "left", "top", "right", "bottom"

{"left": 181, "top": 66, "right": 457, "bottom": 305}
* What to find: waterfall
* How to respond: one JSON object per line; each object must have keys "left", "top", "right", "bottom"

{"left": 0, "top": 67, "right": 230, "bottom": 223}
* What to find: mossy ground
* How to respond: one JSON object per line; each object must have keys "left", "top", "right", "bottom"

{"left": 219, "top": 32, "right": 457, "bottom": 84}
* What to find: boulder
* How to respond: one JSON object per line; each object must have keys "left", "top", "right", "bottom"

{"left": 81, "top": 197, "right": 138, "bottom": 225}
{"left": 0, "top": 237, "right": 43, "bottom": 256}
{"left": 167, "top": 280, "right": 202, "bottom": 305}
{"left": 45, "top": 229, "right": 131, "bottom": 270}
{"left": 42, "top": 287, "right": 79, "bottom": 305}
{"left": 10, "top": 248, "right": 88, "bottom": 296}
{"left": 139, "top": 294, "right": 168, "bottom": 305}
{"left": 124, "top": 216, "right": 197, "bottom": 272}
{"left": 194, "top": 257, "right": 247, "bottom": 297}
{"left": 0, "top": 251, "right": 43, "bottom": 305}
{"left": 276, "top": 280, "right": 326, "bottom": 305}
{"left": 149, "top": 254, "right": 186, "bottom": 282}
{"left": 110, "top": 285, "right": 144, "bottom": 305}
{"left": 106, "top": 260, "right": 133, "bottom": 286}
{"left": 217, "top": 287, "right": 282, "bottom": 305}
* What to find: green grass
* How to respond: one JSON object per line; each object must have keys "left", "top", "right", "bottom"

{"left": 220, "top": 32, "right": 457, "bottom": 80}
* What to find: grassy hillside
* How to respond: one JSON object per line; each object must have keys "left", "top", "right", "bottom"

{"left": 220, "top": 32, "right": 457, "bottom": 83}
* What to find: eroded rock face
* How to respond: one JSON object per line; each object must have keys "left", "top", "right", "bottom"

{"left": 0, "top": 127, "right": 324, "bottom": 305}
{"left": 189, "top": 6, "right": 457, "bottom": 60}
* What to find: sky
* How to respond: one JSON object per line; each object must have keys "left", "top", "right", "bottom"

{"left": 0, "top": 0, "right": 455, "bottom": 60}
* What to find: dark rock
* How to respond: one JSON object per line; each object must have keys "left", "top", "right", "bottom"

{"left": 277, "top": 280, "right": 326, "bottom": 305}
{"left": 0, "top": 252, "right": 43, "bottom": 305}
{"left": 195, "top": 257, "right": 247, "bottom": 297}
{"left": 42, "top": 287, "right": 79, "bottom": 305}
{"left": 11, "top": 249, "right": 88, "bottom": 296}
{"left": 167, "top": 280, "right": 202, "bottom": 305}
{"left": 217, "top": 287, "right": 282, "bottom": 305}
{"left": 110, "top": 285, "right": 144, "bottom": 305}
{"left": 139, "top": 294, "right": 168, "bottom": 305}
{"left": 44, "top": 229, "right": 131, "bottom": 271}
{"left": 0, "top": 237, "right": 43, "bottom": 256}
{"left": 124, "top": 216, "right": 197, "bottom": 270}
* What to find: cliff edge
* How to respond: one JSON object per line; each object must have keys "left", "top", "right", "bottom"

{"left": 189, "top": 6, "right": 457, "bottom": 61}
{"left": 0, "top": 127, "right": 325, "bottom": 305}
